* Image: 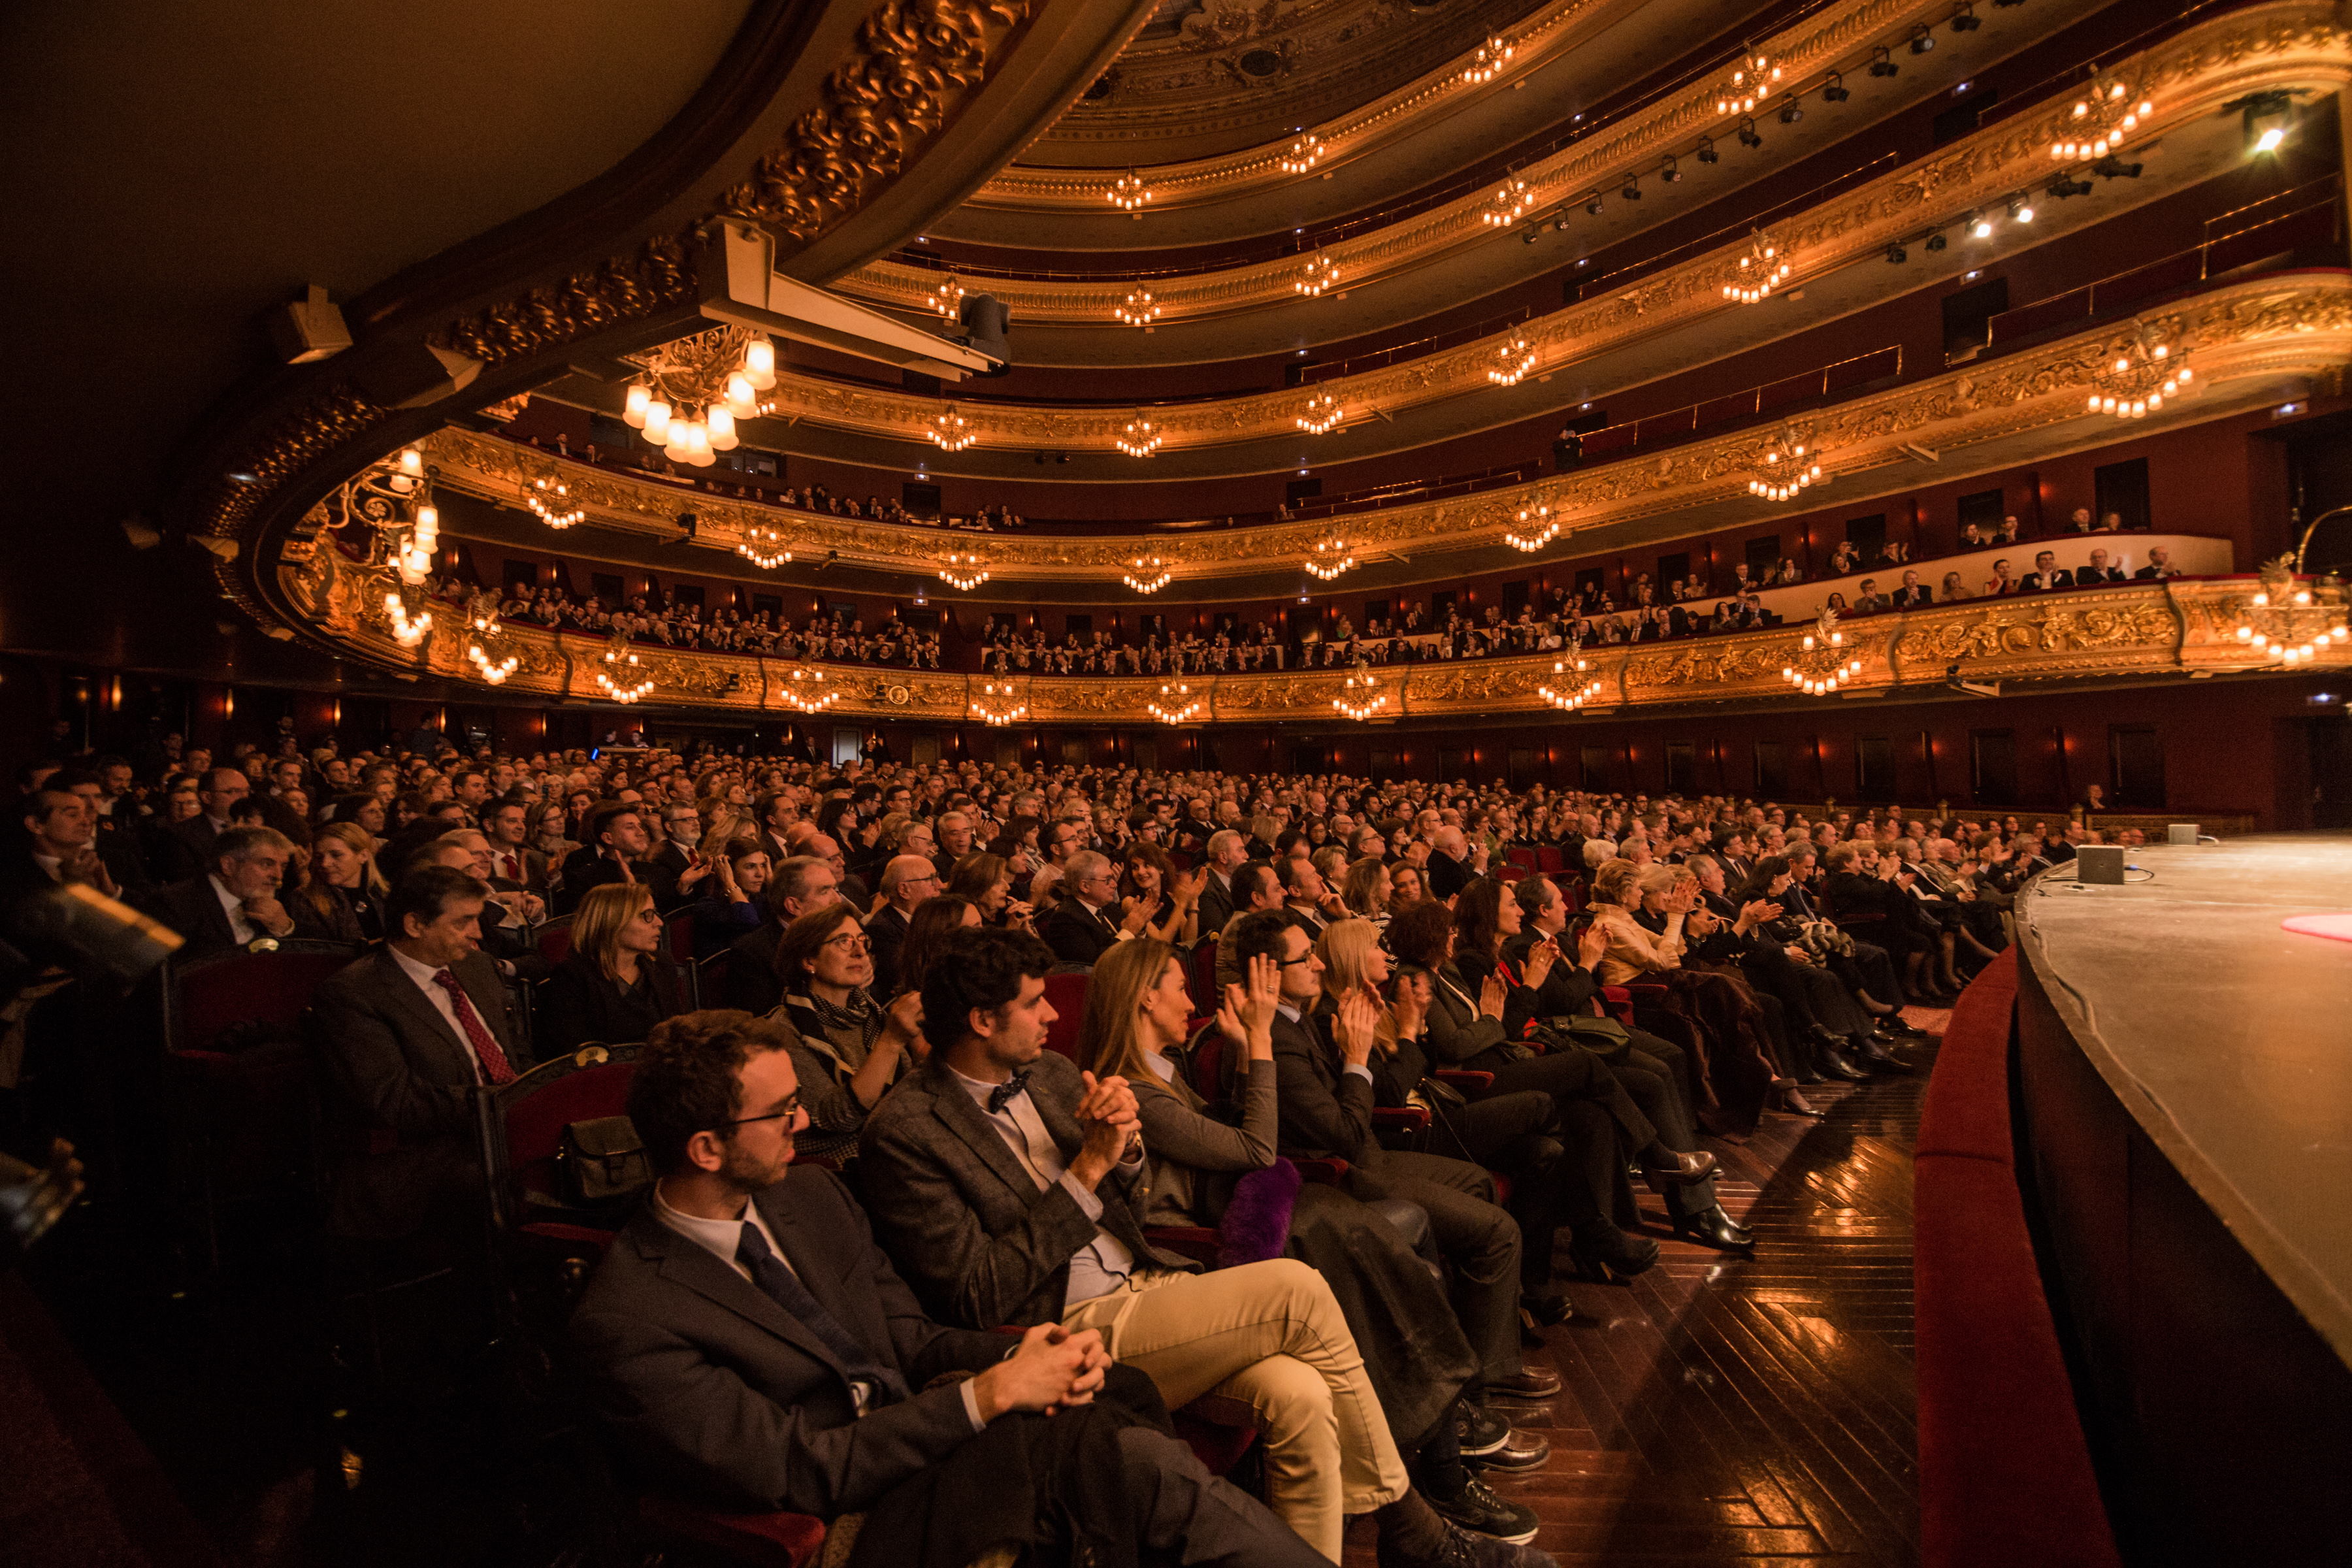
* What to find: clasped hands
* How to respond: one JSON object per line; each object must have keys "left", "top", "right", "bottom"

{"left": 1069, "top": 1068, "right": 1141, "bottom": 1187}
{"left": 972, "top": 1322, "right": 1113, "bottom": 1421}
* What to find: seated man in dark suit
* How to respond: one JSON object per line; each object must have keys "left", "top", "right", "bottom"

{"left": 1228, "top": 911, "right": 1551, "bottom": 1412}
{"left": 2017, "top": 550, "right": 2074, "bottom": 593}
{"left": 310, "top": 865, "right": 525, "bottom": 1240}
{"left": 721, "top": 854, "right": 840, "bottom": 1014}
{"left": 862, "top": 853, "right": 937, "bottom": 998}
{"left": 1888, "top": 570, "right": 1933, "bottom": 609}
{"left": 570, "top": 1010, "right": 1328, "bottom": 1568}
{"left": 1038, "top": 851, "right": 1145, "bottom": 968}
{"left": 858, "top": 927, "right": 1542, "bottom": 1567}
{"left": 2132, "top": 546, "right": 2179, "bottom": 580}
{"left": 140, "top": 825, "right": 299, "bottom": 960}
{"left": 555, "top": 802, "right": 650, "bottom": 916}
{"left": 2078, "top": 547, "right": 2127, "bottom": 585}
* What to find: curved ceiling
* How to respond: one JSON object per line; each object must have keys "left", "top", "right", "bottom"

{"left": 1017, "top": 0, "right": 1550, "bottom": 167}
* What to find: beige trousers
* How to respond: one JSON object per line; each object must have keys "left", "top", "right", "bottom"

{"left": 1062, "top": 1258, "right": 1409, "bottom": 1563}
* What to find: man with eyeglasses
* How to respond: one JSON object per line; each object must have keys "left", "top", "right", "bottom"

{"left": 865, "top": 853, "right": 939, "bottom": 997}
{"left": 1039, "top": 851, "right": 1150, "bottom": 969}
{"left": 719, "top": 855, "right": 841, "bottom": 1015}
{"left": 574, "top": 1009, "right": 1328, "bottom": 1567}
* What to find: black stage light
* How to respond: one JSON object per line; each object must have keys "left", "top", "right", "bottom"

{"left": 1695, "top": 135, "right": 1720, "bottom": 164}
{"left": 1620, "top": 174, "right": 1641, "bottom": 200}
{"left": 1952, "top": 5, "right": 1980, "bottom": 32}
{"left": 1778, "top": 94, "right": 1803, "bottom": 125}
{"left": 1821, "top": 71, "right": 1849, "bottom": 103}
{"left": 1886, "top": 242, "right": 1908, "bottom": 263}
{"left": 1925, "top": 231, "right": 1948, "bottom": 251}
{"left": 1910, "top": 26, "right": 1935, "bottom": 54}
{"left": 1585, "top": 192, "right": 1607, "bottom": 214}
{"left": 1870, "top": 46, "right": 1898, "bottom": 77}
{"left": 2093, "top": 154, "right": 2143, "bottom": 179}
{"left": 1660, "top": 153, "right": 1682, "bottom": 182}
{"left": 1737, "top": 116, "right": 1762, "bottom": 148}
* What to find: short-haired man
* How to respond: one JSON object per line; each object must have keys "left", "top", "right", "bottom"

{"left": 720, "top": 854, "right": 841, "bottom": 1015}
{"left": 142, "top": 825, "right": 297, "bottom": 958}
{"left": 5, "top": 787, "right": 118, "bottom": 903}
{"left": 2019, "top": 549, "right": 2073, "bottom": 593}
{"left": 1039, "top": 851, "right": 1149, "bottom": 968}
{"left": 2133, "top": 546, "right": 2178, "bottom": 580}
{"left": 481, "top": 800, "right": 545, "bottom": 894}
{"left": 932, "top": 809, "right": 974, "bottom": 879}
{"left": 864, "top": 852, "right": 939, "bottom": 996}
{"left": 858, "top": 928, "right": 1543, "bottom": 1567}
{"left": 153, "top": 766, "right": 252, "bottom": 881}
{"left": 555, "top": 804, "right": 649, "bottom": 915}
{"left": 570, "top": 1010, "right": 1329, "bottom": 1566}
{"left": 311, "top": 865, "right": 523, "bottom": 1239}
{"left": 1195, "top": 828, "right": 1249, "bottom": 936}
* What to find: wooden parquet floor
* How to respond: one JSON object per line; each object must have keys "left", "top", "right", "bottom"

{"left": 1348, "top": 1010, "right": 1944, "bottom": 1568}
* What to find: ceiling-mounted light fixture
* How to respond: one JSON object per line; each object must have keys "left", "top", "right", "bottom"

{"left": 1482, "top": 176, "right": 1537, "bottom": 227}
{"left": 736, "top": 525, "right": 792, "bottom": 569}
{"left": 1620, "top": 173, "right": 1642, "bottom": 201}
{"left": 938, "top": 551, "right": 991, "bottom": 591}
{"left": 1122, "top": 555, "right": 1175, "bottom": 594}
{"left": 1332, "top": 664, "right": 1389, "bottom": 721}
{"left": 1296, "top": 390, "right": 1343, "bottom": 434}
{"left": 620, "top": 325, "right": 771, "bottom": 469}
{"left": 1148, "top": 683, "right": 1204, "bottom": 724}
{"left": 928, "top": 405, "right": 975, "bottom": 451}
{"left": 1737, "top": 116, "right": 1763, "bottom": 148}
{"left": 1723, "top": 227, "right": 1793, "bottom": 303}
{"left": 1716, "top": 49, "right": 1780, "bottom": 113}
{"left": 1952, "top": 4, "right": 1982, "bottom": 31}
{"left": 525, "top": 475, "right": 583, "bottom": 529}
{"left": 1910, "top": 25, "right": 1935, "bottom": 54}
{"left": 1695, "top": 135, "right": 1720, "bottom": 165}
{"left": 1886, "top": 241, "right": 1908, "bottom": 264}
{"left": 1487, "top": 332, "right": 1536, "bottom": 387}
{"left": 1505, "top": 504, "right": 1558, "bottom": 552}
{"left": 2231, "top": 90, "right": 2298, "bottom": 154}
{"left": 1294, "top": 252, "right": 1340, "bottom": 297}
{"left": 1107, "top": 169, "right": 1152, "bottom": 211}
{"left": 1584, "top": 191, "right": 1607, "bottom": 215}
{"left": 1305, "top": 535, "right": 1356, "bottom": 580}
{"left": 1462, "top": 33, "right": 1515, "bottom": 84}
{"left": 971, "top": 681, "right": 1027, "bottom": 725}
{"left": 1279, "top": 131, "right": 1326, "bottom": 174}
{"left": 1747, "top": 425, "right": 1828, "bottom": 501}
{"left": 1115, "top": 286, "right": 1162, "bottom": 328}
{"left": 1869, "top": 45, "right": 1898, "bottom": 77}
{"left": 777, "top": 666, "right": 838, "bottom": 714}
{"left": 1660, "top": 153, "right": 1681, "bottom": 183}
{"left": 1821, "top": 70, "right": 1850, "bottom": 103}
{"left": 1115, "top": 414, "right": 1163, "bottom": 457}
{"left": 2007, "top": 193, "right": 2036, "bottom": 223}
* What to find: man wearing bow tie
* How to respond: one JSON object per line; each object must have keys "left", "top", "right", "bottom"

{"left": 859, "top": 926, "right": 1544, "bottom": 1566}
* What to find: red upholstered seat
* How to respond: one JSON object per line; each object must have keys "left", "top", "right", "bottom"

{"left": 1504, "top": 847, "right": 1538, "bottom": 875}
{"left": 665, "top": 910, "right": 696, "bottom": 964}
{"left": 1535, "top": 847, "right": 1564, "bottom": 874}
{"left": 1042, "top": 971, "right": 1089, "bottom": 1060}
{"left": 536, "top": 916, "right": 574, "bottom": 966}
{"left": 1188, "top": 936, "right": 1219, "bottom": 1013}
{"left": 171, "top": 945, "right": 355, "bottom": 1054}
{"left": 638, "top": 1492, "right": 827, "bottom": 1568}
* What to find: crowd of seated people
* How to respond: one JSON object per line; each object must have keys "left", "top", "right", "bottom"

{"left": 517, "top": 433, "right": 1029, "bottom": 531}
{"left": 465, "top": 579, "right": 947, "bottom": 667}
{"left": 10, "top": 725, "right": 2143, "bottom": 1565}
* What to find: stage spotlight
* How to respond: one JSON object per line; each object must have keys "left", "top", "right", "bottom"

{"left": 1951, "top": 5, "right": 1980, "bottom": 32}
{"left": 1585, "top": 192, "right": 1606, "bottom": 214}
{"left": 1778, "top": 94, "right": 1803, "bottom": 125}
{"left": 1886, "top": 242, "right": 1908, "bottom": 264}
{"left": 1737, "top": 116, "right": 1762, "bottom": 148}
{"left": 1661, "top": 153, "right": 1682, "bottom": 182}
{"left": 2008, "top": 193, "right": 2034, "bottom": 223}
{"left": 1695, "top": 135, "right": 1720, "bottom": 164}
{"left": 2234, "top": 90, "right": 2297, "bottom": 154}
{"left": 1869, "top": 46, "right": 1897, "bottom": 77}
{"left": 1925, "top": 231, "right": 1948, "bottom": 251}
{"left": 1620, "top": 174, "right": 1641, "bottom": 201}
{"left": 1821, "top": 70, "right": 1849, "bottom": 103}
{"left": 1910, "top": 26, "right": 1934, "bottom": 54}
{"left": 2093, "top": 154, "right": 2143, "bottom": 179}
{"left": 1968, "top": 209, "right": 1993, "bottom": 238}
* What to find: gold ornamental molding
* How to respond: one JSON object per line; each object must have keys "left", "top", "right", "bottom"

{"left": 280, "top": 559, "right": 2349, "bottom": 720}
{"left": 966, "top": 0, "right": 1629, "bottom": 213}
{"left": 426, "top": 272, "right": 2352, "bottom": 580}
{"left": 830, "top": 0, "right": 2349, "bottom": 397}
{"left": 843, "top": 0, "right": 2184, "bottom": 319}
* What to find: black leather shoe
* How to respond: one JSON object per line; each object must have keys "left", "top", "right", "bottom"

{"left": 1641, "top": 1149, "right": 1719, "bottom": 1189}
{"left": 1671, "top": 1204, "right": 1755, "bottom": 1250}
{"left": 1467, "top": 1428, "right": 1551, "bottom": 1473}
{"left": 1484, "top": 1367, "right": 1563, "bottom": 1401}
{"left": 1428, "top": 1473, "right": 1541, "bottom": 1544}
{"left": 1817, "top": 1049, "right": 1869, "bottom": 1081}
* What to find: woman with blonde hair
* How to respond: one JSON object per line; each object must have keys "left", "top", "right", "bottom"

{"left": 539, "top": 882, "right": 686, "bottom": 1053}
{"left": 293, "top": 820, "right": 385, "bottom": 942}
{"left": 1077, "top": 938, "right": 1517, "bottom": 1545}
{"left": 1339, "top": 856, "right": 1393, "bottom": 930}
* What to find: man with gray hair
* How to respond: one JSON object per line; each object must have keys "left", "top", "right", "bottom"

{"left": 720, "top": 854, "right": 843, "bottom": 1015}
{"left": 142, "top": 824, "right": 296, "bottom": 958}
{"left": 867, "top": 853, "right": 942, "bottom": 996}
{"left": 1040, "top": 849, "right": 1148, "bottom": 967}
{"left": 1195, "top": 828, "right": 1248, "bottom": 936}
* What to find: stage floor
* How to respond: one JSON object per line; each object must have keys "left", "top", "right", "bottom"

{"left": 2017, "top": 832, "right": 2352, "bottom": 1364}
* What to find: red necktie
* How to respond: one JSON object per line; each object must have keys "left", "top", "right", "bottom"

{"left": 433, "top": 969, "right": 517, "bottom": 1085}
{"left": 501, "top": 852, "right": 521, "bottom": 881}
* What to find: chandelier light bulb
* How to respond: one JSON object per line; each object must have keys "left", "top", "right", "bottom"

{"left": 1482, "top": 177, "right": 1536, "bottom": 227}
{"left": 926, "top": 275, "right": 966, "bottom": 319}
{"left": 1116, "top": 416, "right": 1163, "bottom": 458}
{"left": 1123, "top": 555, "right": 1174, "bottom": 594}
{"left": 973, "top": 681, "right": 1028, "bottom": 725}
{"left": 1296, "top": 391, "right": 1343, "bottom": 434}
{"left": 1506, "top": 504, "right": 1558, "bottom": 552}
{"left": 930, "top": 407, "right": 975, "bottom": 451}
{"left": 724, "top": 372, "right": 759, "bottom": 419}
{"left": 1148, "top": 683, "right": 1204, "bottom": 725}
{"left": 736, "top": 525, "right": 792, "bottom": 569}
{"left": 706, "top": 404, "right": 739, "bottom": 450}
{"left": 397, "top": 446, "right": 423, "bottom": 477}
{"left": 1108, "top": 169, "right": 1152, "bottom": 212}
{"left": 1280, "top": 133, "right": 1326, "bottom": 174}
{"left": 527, "top": 476, "right": 583, "bottom": 529}
{"left": 622, "top": 385, "right": 650, "bottom": 427}
{"left": 1488, "top": 333, "right": 1535, "bottom": 387}
{"left": 1294, "top": 252, "right": 1341, "bottom": 297}
{"left": 938, "top": 551, "right": 991, "bottom": 591}
{"left": 743, "top": 337, "right": 777, "bottom": 391}
{"left": 778, "top": 666, "right": 838, "bottom": 714}
{"left": 641, "top": 399, "right": 672, "bottom": 444}
{"left": 1462, "top": 34, "right": 1515, "bottom": 85}
{"left": 1116, "top": 286, "right": 1162, "bottom": 328}
{"left": 1305, "top": 537, "right": 1356, "bottom": 580}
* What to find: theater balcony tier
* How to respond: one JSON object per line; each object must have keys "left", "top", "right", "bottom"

{"left": 376, "top": 272, "right": 2352, "bottom": 604}
{"left": 843, "top": 0, "right": 2317, "bottom": 365}
{"left": 278, "top": 559, "right": 2349, "bottom": 724}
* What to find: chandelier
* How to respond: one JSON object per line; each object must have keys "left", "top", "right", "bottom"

{"left": 595, "top": 634, "right": 656, "bottom": 704}
{"left": 393, "top": 493, "right": 440, "bottom": 586}
{"left": 384, "top": 591, "right": 432, "bottom": 648}
{"left": 1279, "top": 133, "right": 1326, "bottom": 174}
{"left": 1505, "top": 504, "right": 1558, "bottom": 553}
{"left": 1716, "top": 51, "right": 1780, "bottom": 114}
{"left": 328, "top": 446, "right": 441, "bottom": 585}
{"left": 972, "top": 680, "right": 1028, "bottom": 725}
{"left": 1481, "top": 177, "right": 1536, "bottom": 227}
{"left": 1116, "top": 416, "right": 1163, "bottom": 458}
{"left": 1115, "top": 287, "right": 1162, "bottom": 329}
{"left": 737, "top": 526, "right": 792, "bottom": 569}
{"left": 1487, "top": 333, "right": 1535, "bottom": 387}
{"left": 467, "top": 640, "right": 518, "bottom": 685}
{"left": 1462, "top": 34, "right": 1514, "bottom": 85}
{"left": 1539, "top": 644, "right": 1603, "bottom": 710}
{"left": 1746, "top": 427, "right": 1826, "bottom": 501}
{"left": 2087, "top": 328, "right": 2191, "bottom": 420}
{"left": 1148, "top": 682, "right": 1203, "bottom": 724}
{"left": 1332, "top": 664, "right": 1389, "bottom": 721}
{"left": 924, "top": 273, "right": 967, "bottom": 319}
{"left": 928, "top": 406, "right": 975, "bottom": 451}
{"left": 938, "top": 551, "right": 991, "bottom": 591}
{"left": 2231, "top": 555, "right": 2349, "bottom": 664}
{"left": 1296, "top": 391, "right": 1343, "bottom": 433}
{"left": 1305, "top": 536, "right": 1356, "bottom": 580}
{"left": 525, "top": 474, "right": 583, "bottom": 529}
{"left": 777, "top": 666, "right": 839, "bottom": 713}
{"left": 1107, "top": 169, "right": 1152, "bottom": 212}
{"left": 464, "top": 591, "right": 513, "bottom": 683}
{"left": 1782, "top": 609, "right": 1864, "bottom": 694}
{"left": 621, "top": 326, "right": 770, "bottom": 468}
{"left": 1123, "top": 555, "right": 1175, "bottom": 594}
{"left": 1723, "top": 229, "right": 1793, "bottom": 304}
{"left": 1294, "top": 252, "right": 1340, "bottom": 297}
{"left": 2051, "top": 77, "right": 2151, "bottom": 161}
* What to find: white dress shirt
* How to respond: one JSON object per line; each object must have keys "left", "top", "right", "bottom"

{"left": 209, "top": 875, "right": 258, "bottom": 947}
{"left": 387, "top": 943, "right": 487, "bottom": 1083}
{"left": 946, "top": 1063, "right": 1139, "bottom": 1311}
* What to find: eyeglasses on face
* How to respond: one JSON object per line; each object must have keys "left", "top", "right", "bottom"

{"left": 719, "top": 1096, "right": 802, "bottom": 1130}
{"left": 822, "top": 933, "right": 872, "bottom": 953}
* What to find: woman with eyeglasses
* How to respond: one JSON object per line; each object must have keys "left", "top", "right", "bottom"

{"left": 766, "top": 902, "right": 922, "bottom": 1162}
{"left": 540, "top": 882, "right": 687, "bottom": 1053}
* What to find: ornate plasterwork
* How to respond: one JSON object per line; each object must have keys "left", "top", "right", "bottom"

{"left": 284, "top": 564, "right": 2349, "bottom": 719}
{"left": 833, "top": 0, "right": 2349, "bottom": 410}
{"left": 983, "top": 0, "right": 1616, "bottom": 197}
{"left": 424, "top": 274, "right": 2352, "bottom": 580}
{"left": 721, "top": 0, "right": 1033, "bottom": 237}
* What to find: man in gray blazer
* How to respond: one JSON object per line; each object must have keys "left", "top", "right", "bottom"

{"left": 310, "top": 865, "right": 525, "bottom": 1240}
{"left": 568, "top": 1010, "right": 1327, "bottom": 1565}
{"left": 858, "top": 927, "right": 1547, "bottom": 1568}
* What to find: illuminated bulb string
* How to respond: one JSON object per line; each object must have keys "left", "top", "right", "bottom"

{"left": 384, "top": 593, "right": 431, "bottom": 648}
{"left": 1505, "top": 504, "right": 1558, "bottom": 553}
{"left": 736, "top": 527, "right": 792, "bottom": 570}
{"left": 1716, "top": 52, "right": 1780, "bottom": 114}
{"left": 1723, "top": 230, "right": 1793, "bottom": 304}
{"left": 938, "top": 552, "right": 991, "bottom": 591}
{"left": 2087, "top": 339, "right": 2190, "bottom": 421}
{"left": 777, "top": 667, "right": 838, "bottom": 713}
{"left": 2051, "top": 80, "right": 2150, "bottom": 160}
{"left": 526, "top": 476, "right": 583, "bottom": 529}
{"left": 1748, "top": 432, "right": 1826, "bottom": 502}
{"left": 1294, "top": 253, "right": 1340, "bottom": 297}
{"left": 972, "top": 681, "right": 1028, "bottom": 725}
{"left": 2233, "top": 560, "right": 2349, "bottom": 665}
{"left": 1116, "top": 287, "right": 1162, "bottom": 328}
{"left": 1482, "top": 178, "right": 1535, "bottom": 227}
{"left": 1107, "top": 170, "right": 1152, "bottom": 212}
{"left": 929, "top": 407, "right": 974, "bottom": 451}
{"left": 1781, "top": 612, "right": 1863, "bottom": 696}
{"left": 467, "top": 643, "right": 519, "bottom": 685}
{"left": 1296, "top": 391, "right": 1343, "bottom": 434}
{"left": 1279, "top": 133, "right": 1325, "bottom": 174}
{"left": 1148, "top": 683, "right": 1203, "bottom": 724}
{"left": 596, "top": 642, "right": 656, "bottom": 704}
{"left": 1539, "top": 648, "right": 1603, "bottom": 711}
{"left": 1332, "top": 666, "right": 1389, "bottom": 721}
{"left": 1462, "top": 34, "right": 1514, "bottom": 85}
{"left": 1123, "top": 556, "right": 1174, "bottom": 594}
{"left": 1488, "top": 333, "right": 1535, "bottom": 387}
{"left": 1305, "top": 538, "right": 1356, "bottom": 580}
{"left": 1117, "top": 417, "right": 1163, "bottom": 458}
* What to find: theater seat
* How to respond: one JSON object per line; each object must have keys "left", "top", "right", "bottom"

{"left": 536, "top": 916, "right": 575, "bottom": 966}
{"left": 637, "top": 1492, "right": 827, "bottom": 1568}
{"left": 1041, "top": 971, "right": 1089, "bottom": 1060}
{"left": 1188, "top": 936, "right": 1219, "bottom": 1013}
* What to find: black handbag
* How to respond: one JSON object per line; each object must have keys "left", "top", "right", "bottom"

{"left": 556, "top": 1115, "right": 651, "bottom": 1207}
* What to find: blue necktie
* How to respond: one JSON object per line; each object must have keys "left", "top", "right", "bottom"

{"left": 734, "top": 1222, "right": 909, "bottom": 1405}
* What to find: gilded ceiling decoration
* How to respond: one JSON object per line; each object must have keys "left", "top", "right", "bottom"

{"left": 845, "top": 0, "right": 2352, "bottom": 324}
{"left": 1025, "top": 0, "right": 1549, "bottom": 164}
{"left": 280, "top": 553, "right": 2346, "bottom": 719}
{"left": 417, "top": 272, "right": 2352, "bottom": 582}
